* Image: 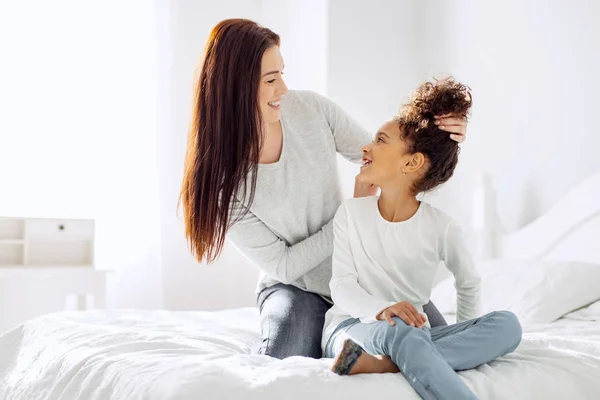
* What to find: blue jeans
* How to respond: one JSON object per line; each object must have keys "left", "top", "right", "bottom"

{"left": 255, "top": 283, "right": 448, "bottom": 359}
{"left": 324, "top": 311, "right": 522, "bottom": 400}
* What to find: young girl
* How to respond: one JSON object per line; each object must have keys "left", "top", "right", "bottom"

{"left": 322, "top": 78, "right": 522, "bottom": 400}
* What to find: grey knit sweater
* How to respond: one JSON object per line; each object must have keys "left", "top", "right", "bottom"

{"left": 227, "top": 90, "right": 371, "bottom": 299}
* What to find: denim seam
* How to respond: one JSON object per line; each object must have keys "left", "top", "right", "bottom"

{"left": 257, "top": 283, "right": 282, "bottom": 311}
{"left": 434, "top": 312, "right": 498, "bottom": 349}
{"left": 359, "top": 337, "right": 435, "bottom": 399}
{"left": 379, "top": 332, "right": 470, "bottom": 399}
{"left": 263, "top": 313, "right": 271, "bottom": 355}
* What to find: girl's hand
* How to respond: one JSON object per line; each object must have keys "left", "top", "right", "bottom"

{"left": 354, "top": 174, "right": 378, "bottom": 198}
{"left": 377, "top": 301, "right": 427, "bottom": 328}
{"left": 435, "top": 113, "right": 468, "bottom": 143}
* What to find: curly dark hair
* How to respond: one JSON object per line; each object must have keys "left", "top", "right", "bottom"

{"left": 395, "top": 77, "right": 472, "bottom": 194}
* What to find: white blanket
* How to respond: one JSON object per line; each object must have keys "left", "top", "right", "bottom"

{"left": 1, "top": 308, "right": 599, "bottom": 400}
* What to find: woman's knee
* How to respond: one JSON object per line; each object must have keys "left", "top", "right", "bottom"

{"left": 260, "top": 284, "right": 328, "bottom": 326}
{"left": 259, "top": 306, "right": 324, "bottom": 359}
{"left": 258, "top": 285, "right": 328, "bottom": 359}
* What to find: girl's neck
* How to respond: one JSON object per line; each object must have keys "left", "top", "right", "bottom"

{"left": 378, "top": 185, "right": 420, "bottom": 223}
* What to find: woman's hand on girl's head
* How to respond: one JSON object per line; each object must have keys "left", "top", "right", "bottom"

{"left": 434, "top": 113, "right": 468, "bottom": 143}
{"left": 377, "top": 301, "right": 427, "bottom": 328}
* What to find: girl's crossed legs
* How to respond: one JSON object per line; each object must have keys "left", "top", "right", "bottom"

{"left": 325, "top": 311, "right": 522, "bottom": 400}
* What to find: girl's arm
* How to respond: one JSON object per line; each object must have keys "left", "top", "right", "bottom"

{"left": 330, "top": 203, "right": 395, "bottom": 322}
{"left": 443, "top": 221, "right": 482, "bottom": 322}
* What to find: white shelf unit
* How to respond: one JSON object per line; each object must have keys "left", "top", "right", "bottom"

{"left": 0, "top": 216, "right": 110, "bottom": 332}
{"left": 0, "top": 216, "right": 94, "bottom": 267}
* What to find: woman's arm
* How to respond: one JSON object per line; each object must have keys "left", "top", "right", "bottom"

{"left": 309, "top": 91, "right": 372, "bottom": 163}
{"left": 443, "top": 221, "right": 482, "bottom": 322}
{"left": 330, "top": 204, "right": 395, "bottom": 322}
{"left": 307, "top": 93, "right": 378, "bottom": 197}
{"left": 310, "top": 92, "right": 469, "bottom": 160}
{"left": 309, "top": 92, "right": 467, "bottom": 199}
{"left": 227, "top": 201, "right": 334, "bottom": 285}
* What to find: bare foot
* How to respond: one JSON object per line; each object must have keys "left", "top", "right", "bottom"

{"left": 370, "top": 355, "right": 400, "bottom": 374}
{"left": 331, "top": 339, "right": 399, "bottom": 375}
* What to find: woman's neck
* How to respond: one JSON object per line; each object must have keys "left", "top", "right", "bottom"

{"left": 258, "top": 121, "right": 283, "bottom": 164}
{"left": 378, "top": 185, "right": 420, "bottom": 223}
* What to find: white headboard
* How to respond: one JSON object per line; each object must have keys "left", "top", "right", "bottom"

{"left": 473, "top": 170, "right": 600, "bottom": 264}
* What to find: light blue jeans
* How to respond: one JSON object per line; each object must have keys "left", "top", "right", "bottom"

{"left": 255, "top": 282, "right": 448, "bottom": 359}
{"left": 324, "top": 311, "right": 522, "bottom": 400}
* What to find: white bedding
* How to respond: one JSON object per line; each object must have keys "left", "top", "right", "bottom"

{"left": 431, "top": 259, "right": 600, "bottom": 325}
{"left": 1, "top": 307, "right": 600, "bottom": 400}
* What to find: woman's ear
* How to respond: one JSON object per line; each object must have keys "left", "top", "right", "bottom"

{"left": 405, "top": 152, "right": 425, "bottom": 173}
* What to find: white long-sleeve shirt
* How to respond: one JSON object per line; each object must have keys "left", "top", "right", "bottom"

{"left": 322, "top": 196, "right": 482, "bottom": 350}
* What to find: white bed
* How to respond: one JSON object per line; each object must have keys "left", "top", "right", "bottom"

{"left": 1, "top": 171, "right": 600, "bottom": 400}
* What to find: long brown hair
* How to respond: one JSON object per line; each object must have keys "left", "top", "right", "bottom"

{"left": 180, "top": 19, "right": 280, "bottom": 263}
{"left": 395, "top": 77, "right": 472, "bottom": 194}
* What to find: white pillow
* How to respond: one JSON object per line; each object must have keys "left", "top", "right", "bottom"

{"left": 564, "top": 300, "right": 600, "bottom": 321}
{"left": 430, "top": 259, "right": 600, "bottom": 324}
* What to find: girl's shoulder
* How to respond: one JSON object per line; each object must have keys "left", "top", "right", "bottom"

{"left": 416, "top": 202, "right": 459, "bottom": 231}
{"left": 341, "top": 195, "right": 378, "bottom": 210}
{"left": 335, "top": 196, "right": 378, "bottom": 219}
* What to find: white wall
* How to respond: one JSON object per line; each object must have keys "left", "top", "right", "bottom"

{"left": 260, "top": 0, "right": 328, "bottom": 95}
{"left": 8, "top": 1, "right": 596, "bottom": 312}
{"left": 419, "top": 0, "right": 600, "bottom": 233}
{"left": 327, "top": 0, "right": 428, "bottom": 199}
{"left": 327, "top": 0, "right": 600, "bottom": 235}
{"left": 0, "top": 0, "right": 163, "bottom": 309}
{"left": 157, "top": 0, "right": 329, "bottom": 310}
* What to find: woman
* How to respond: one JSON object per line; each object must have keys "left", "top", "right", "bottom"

{"left": 180, "top": 19, "right": 468, "bottom": 360}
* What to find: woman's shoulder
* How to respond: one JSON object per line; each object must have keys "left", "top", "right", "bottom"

{"left": 283, "top": 89, "right": 323, "bottom": 104}
{"left": 281, "top": 90, "right": 332, "bottom": 115}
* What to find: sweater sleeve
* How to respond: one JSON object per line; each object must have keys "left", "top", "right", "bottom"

{"left": 309, "top": 91, "right": 372, "bottom": 163}
{"left": 227, "top": 200, "right": 334, "bottom": 285}
{"left": 329, "top": 203, "right": 395, "bottom": 323}
{"left": 442, "top": 221, "right": 482, "bottom": 322}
